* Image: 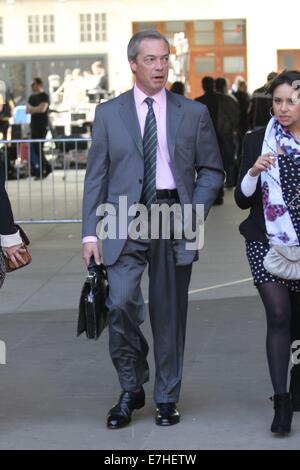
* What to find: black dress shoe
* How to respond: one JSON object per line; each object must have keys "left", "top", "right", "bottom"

{"left": 155, "top": 403, "right": 180, "bottom": 426}
{"left": 107, "top": 387, "right": 145, "bottom": 429}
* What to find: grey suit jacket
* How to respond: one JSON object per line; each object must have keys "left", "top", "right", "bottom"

{"left": 82, "top": 89, "right": 224, "bottom": 266}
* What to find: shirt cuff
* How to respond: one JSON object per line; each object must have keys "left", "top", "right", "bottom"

{"left": 241, "top": 170, "right": 259, "bottom": 197}
{"left": 0, "top": 230, "right": 23, "bottom": 247}
{"left": 82, "top": 236, "right": 98, "bottom": 244}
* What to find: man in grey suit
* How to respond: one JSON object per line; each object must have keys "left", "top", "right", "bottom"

{"left": 82, "top": 30, "right": 224, "bottom": 429}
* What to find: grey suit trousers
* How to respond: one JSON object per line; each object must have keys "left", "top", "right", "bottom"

{"left": 106, "top": 199, "right": 192, "bottom": 403}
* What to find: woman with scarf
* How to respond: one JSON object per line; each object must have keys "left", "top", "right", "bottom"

{"left": 0, "top": 167, "right": 26, "bottom": 287}
{"left": 235, "top": 70, "right": 300, "bottom": 435}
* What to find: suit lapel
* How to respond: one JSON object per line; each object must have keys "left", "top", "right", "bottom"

{"left": 166, "top": 90, "right": 183, "bottom": 160}
{"left": 119, "top": 90, "right": 143, "bottom": 157}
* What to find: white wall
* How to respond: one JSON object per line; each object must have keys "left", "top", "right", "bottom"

{"left": 1, "top": 0, "right": 300, "bottom": 93}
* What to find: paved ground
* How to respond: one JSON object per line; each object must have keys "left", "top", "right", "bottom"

{"left": 0, "top": 189, "right": 299, "bottom": 450}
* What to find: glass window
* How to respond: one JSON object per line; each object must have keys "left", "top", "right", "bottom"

{"left": 223, "top": 56, "right": 244, "bottom": 73}
{"left": 28, "top": 15, "right": 40, "bottom": 43}
{"left": 43, "top": 15, "right": 55, "bottom": 43}
{"left": 223, "top": 20, "right": 241, "bottom": 30}
{"left": 195, "top": 57, "right": 215, "bottom": 73}
{"left": 95, "top": 13, "right": 107, "bottom": 41}
{"left": 166, "top": 21, "right": 185, "bottom": 33}
{"left": 80, "top": 13, "right": 106, "bottom": 42}
{"left": 194, "top": 20, "right": 215, "bottom": 45}
{"left": 283, "top": 55, "right": 294, "bottom": 69}
{"left": 194, "top": 20, "right": 214, "bottom": 31}
{"left": 224, "top": 31, "right": 243, "bottom": 45}
{"left": 79, "top": 13, "right": 91, "bottom": 42}
{"left": 28, "top": 15, "right": 54, "bottom": 43}
{"left": 0, "top": 55, "right": 108, "bottom": 106}
{"left": 165, "top": 21, "right": 185, "bottom": 45}
{"left": 222, "top": 19, "right": 245, "bottom": 45}
{"left": 135, "top": 22, "right": 157, "bottom": 32}
{"left": 195, "top": 32, "right": 214, "bottom": 45}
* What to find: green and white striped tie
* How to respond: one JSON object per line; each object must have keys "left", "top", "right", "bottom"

{"left": 141, "top": 97, "right": 157, "bottom": 209}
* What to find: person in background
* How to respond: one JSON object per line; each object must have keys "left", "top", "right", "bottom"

{"left": 170, "top": 81, "right": 185, "bottom": 96}
{"left": 87, "top": 61, "right": 108, "bottom": 102}
{"left": 232, "top": 79, "right": 250, "bottom": 170}
{"left": 26, "top": 78, "right": 52, "bottom": 179}
{"left": 215, "top": 77, "right": 240, "bottom": 193}
{"left": 195, "top": 76, "right": 219, "bottom": 132}
{"left": 231, "top": 75, "right": 245, "bottom": 95}
{"left": 248, "top": 72, "right": 278, "bottom": 130}
{"left": 0, "top": 81, "right": 14, "bottom": 141}
{"left": 235, "top": 70, "right": 300, "bottom": 435}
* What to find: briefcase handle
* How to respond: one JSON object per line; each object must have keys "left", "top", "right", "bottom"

{"left": 87, "top": 256, "right": 107, "bottom": 280}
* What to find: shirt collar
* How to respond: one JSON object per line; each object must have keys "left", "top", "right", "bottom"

{"left": 133, "top": 83, "right": 166, "bottom": 107}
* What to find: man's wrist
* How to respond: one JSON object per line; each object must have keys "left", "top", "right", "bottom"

{"left": 82, "top": 236, "right": 97, "bottom": 244}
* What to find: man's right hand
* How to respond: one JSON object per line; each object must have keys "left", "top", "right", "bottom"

{"left": 82, "top": 242, "right": 101, "bottom": 267}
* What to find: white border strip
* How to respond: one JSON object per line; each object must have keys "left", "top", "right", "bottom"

{"left": 188, "top": 277, "right": 252, "bottom": 294}
{"left": 144, "top": 277, "right": 252, "bottom": 303}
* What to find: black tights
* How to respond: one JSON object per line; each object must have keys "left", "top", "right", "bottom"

{"left": 257, "top": 283, "right": 300, "bottom": 394}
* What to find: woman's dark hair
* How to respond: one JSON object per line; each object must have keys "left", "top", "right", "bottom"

{"left": 267, "top": 70, "right": 300, "bottom": 96}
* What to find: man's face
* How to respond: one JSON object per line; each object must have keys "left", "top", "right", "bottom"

{"left": 31, "top": 81, "right": 39, "bottom": 93}
{"left": 129, "top": 38, "right": 169, "bottom": 96}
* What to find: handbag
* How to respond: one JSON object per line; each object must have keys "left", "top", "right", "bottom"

{"left": 77, "top": 257, "right": 109, "bottom": 340}
{"left": 4, "top": 225, "right": 32, "bottom": 273}
{"left": 263, "top": 245, "right": 300, "bottom": 280}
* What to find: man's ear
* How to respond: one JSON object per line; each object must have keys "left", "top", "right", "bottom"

{"left": 129, "top": 60, "right": 137, "bottom": 74}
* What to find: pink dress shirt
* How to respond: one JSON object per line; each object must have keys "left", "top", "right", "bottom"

{"left": 133, "top": 84, "right": 176, "bottom": 190}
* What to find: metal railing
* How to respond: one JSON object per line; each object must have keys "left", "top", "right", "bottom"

{"left": 0, "top": 137, "right": 91, "bottom": 224}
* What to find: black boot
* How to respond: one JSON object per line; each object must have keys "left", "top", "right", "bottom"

{"left": 270, "top": 393, "right": 293, "bottom": 435}
{"left": 290, "top": 366, "right": 300, "bottom": 412}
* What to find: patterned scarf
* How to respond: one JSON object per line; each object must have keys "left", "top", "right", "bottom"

{"left": 261, "top": 117, "right": 300, "bottom": 246}
{"left": 274, "top": 119, "right": 300, "bottom": 160}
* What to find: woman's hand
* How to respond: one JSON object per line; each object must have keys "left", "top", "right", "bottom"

{"left": 2, "top": 243, "right": 27, "bottom": 268}
{"left": 249, "top": 152, "right": 277, "bottom": 177}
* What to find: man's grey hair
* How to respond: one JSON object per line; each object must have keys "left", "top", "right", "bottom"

{"left": 127, "top": 29, "right": 170, "bottom": 61}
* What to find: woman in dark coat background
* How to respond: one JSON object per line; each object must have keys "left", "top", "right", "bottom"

{"left": 235, "top": 70, "right": 300, "bottom": 435}
{"left": 0, "top": 167, "right": 26, "bottom": 286}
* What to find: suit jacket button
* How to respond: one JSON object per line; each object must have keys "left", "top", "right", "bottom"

{"left": 139, "top": 179, "right": 143, "bottom": 184}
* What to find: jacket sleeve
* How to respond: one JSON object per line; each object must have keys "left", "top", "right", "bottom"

{"left": 0, "top": 168, "right": 17, "bottom": 236}
{"left": 234, "top": 133, "right": 260, "bottom": 210}
{"left": 82, "top": 105, "right": 110, "bottom": 238}
{"left": 193, "top": 106, "right": 225, "bottom": 219}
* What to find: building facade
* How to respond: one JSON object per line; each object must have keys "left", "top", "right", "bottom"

{"left": 0, "top": 0, "right": 300, "bottom": 102}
